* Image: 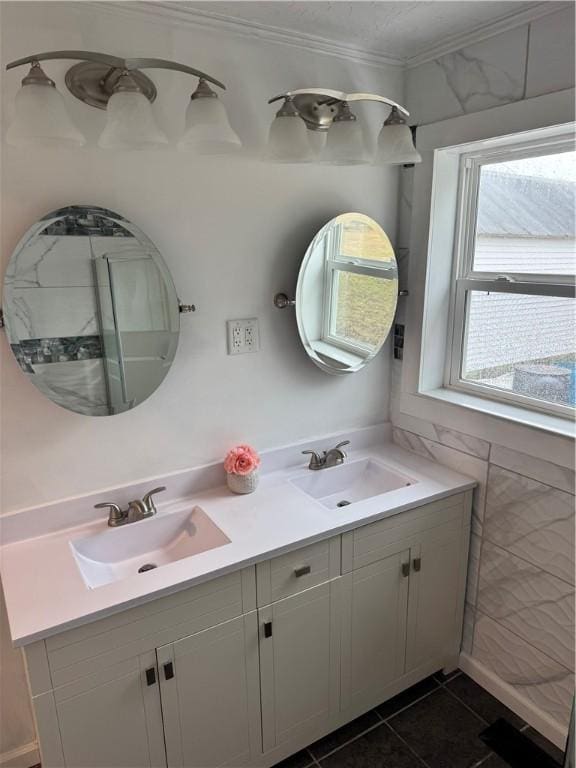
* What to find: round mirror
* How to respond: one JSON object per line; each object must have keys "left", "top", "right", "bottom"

{"left": 3, "top": 205, "right": 180, "bottom": 416}
{"left": 296, "top": 212, "right": 398, "bottom": 374}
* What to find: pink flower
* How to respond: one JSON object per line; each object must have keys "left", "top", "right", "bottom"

{"left": 224, "top": 444, "right": 261, "bottom": 476}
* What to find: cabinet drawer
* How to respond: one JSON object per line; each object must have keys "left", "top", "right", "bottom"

{"left": 256, "top": 537, "right": 341, "bottom": 606}
{"left": 344, "top": 493, "right": 469, "bottom": 572}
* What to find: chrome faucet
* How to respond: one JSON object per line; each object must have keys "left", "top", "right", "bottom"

{"left": 95, "top": 486, "right": 166, "bottom": 527}
{"left": 302, "top": 441, "right": 350, "bottom": 470}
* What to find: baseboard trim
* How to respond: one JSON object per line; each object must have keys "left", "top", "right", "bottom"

{"left": 459, "top": 652, "right": 568, "bottom": 752}
{"left": 0, "top": 742, "right": 39, "bottom": 768}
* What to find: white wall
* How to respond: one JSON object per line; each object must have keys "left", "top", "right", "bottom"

{"left": 0, "top": 2, "right": 404, "bottom": 515}
{"left": 0, "top": 3, "right": 404, "bottom": 762}
{"left": 392, "top": 5, "right": 575, "bottom": 747}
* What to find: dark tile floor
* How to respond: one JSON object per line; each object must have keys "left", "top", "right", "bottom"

{"left": 274, "top": 671, "right": 564, "bottom": 768}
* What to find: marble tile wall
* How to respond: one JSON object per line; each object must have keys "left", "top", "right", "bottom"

{"left": 405, "top": 8, "right": 575, "bottom": 127}
{"left": 392, "top": 425, "right": 575, "bottom": 730}
{"left": 392, "top": 10, "right": 575, "bottom": 731}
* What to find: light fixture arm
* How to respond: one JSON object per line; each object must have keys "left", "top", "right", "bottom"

{"left": 268, "top": 89, "right": 408, "bottom": 115}
{"left": 267, "top": 88, "right": 409, "bottom": 132}
{"left": 6, "top": 51, "right": 226, "bottom": 90}
{"left": 6, "top": 50, "right": 126, "bottom": 71}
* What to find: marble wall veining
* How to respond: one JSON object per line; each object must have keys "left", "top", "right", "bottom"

{"left": 393, "top": 4, "right": 575, "bottom": 741}
{"left": 393, "top": 425, "right": 575, "bottom": 732}
{"left": 405, "top": 5, "right": 575, "bottom": 125}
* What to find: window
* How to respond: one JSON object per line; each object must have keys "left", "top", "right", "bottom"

{"left": 322, "top": 218, "right": 397, "bottom": 357}
{"left": 447, "top": 133, "right": 576, "bottom": 418}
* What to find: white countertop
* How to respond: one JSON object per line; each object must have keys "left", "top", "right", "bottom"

{"left": 0, "top": 434, "right": 475, "bottom": 646}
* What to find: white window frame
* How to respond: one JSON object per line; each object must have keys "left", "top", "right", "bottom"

{"left": 445, "top": 133, "right": 576, "bottom": 420}
{"left": 321, "top": 225, "right": 397, "bottom": 358}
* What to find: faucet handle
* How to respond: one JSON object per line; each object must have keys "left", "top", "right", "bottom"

{"left": 334, "top": 440, "right": 350, "bottom": 451}
{"left": 95, "top": 502, "right": 125, "bottom": 526}
{"left": 142, "top": 486, "right": 166, "bottom": 513}
{"left": 302, "top": 450, "right": 324, "bottom": 470}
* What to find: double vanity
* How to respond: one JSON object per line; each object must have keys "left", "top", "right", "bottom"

{"left": 0, "top": 428, "right": 475, "bottom": 768}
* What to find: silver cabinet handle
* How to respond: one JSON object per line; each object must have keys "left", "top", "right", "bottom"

{"left": 401, "top": 562, "right": 410, "bottom": 578}
{"left": 294, "top": 565, "right": 311, "bottom": 578}
{"left": 413, "top": 557, "right": 421, "bottom": 572}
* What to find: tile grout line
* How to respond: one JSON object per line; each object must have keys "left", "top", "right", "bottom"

{"left": 473, "top": 605, "right": 574, "bottom": 671}
{"left": 488, "top": 461, "right": 575, "bottom": 497}
{"left": 306, "top": 750, "right": 322, "bottom": 768}
{"left": 309, "top": 719, "right": 387, "bottom": 763}
{"left": 471, "top": 753, "right": 497, "bottom": 768}
{"left": 381, "top": 685, "right": 441, "bottom": 722}
{"left": 384, "top": 719, "right": 432, "bottom": 768}
{"left": 443, "top": 681, "right": 493, "bottom": 727}
{"left": 474, "top": 537, "right": 576, "bottom": 588}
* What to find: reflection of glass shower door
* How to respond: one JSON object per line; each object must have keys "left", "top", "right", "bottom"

{"left": 92, "top": 257, "right": 131, "bottom": 414}
{"left": 93, "top": 251, "right": 173, "bottom": 414}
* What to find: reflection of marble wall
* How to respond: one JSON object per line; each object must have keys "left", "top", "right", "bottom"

{"left": 4, "top": 234, "right": 99, "bottom": 341}
{"left": 393, "top": 426, "right": 575, "bottom": 731}
{"left": 32, "top": 360, "right": 109, "bottom": 417}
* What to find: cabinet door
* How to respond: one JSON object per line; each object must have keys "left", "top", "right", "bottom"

{"left": 54, "top": 652, "right": 165, "bottom": 768}
{"left": 157, "top": 613, "right": 261, "bottom": 768}
{"left": 340, "top": 548, "right": 410, "bottom": 716}
{"left": 405, "top": 524, "right": 464, "bottom": 673}
{"left": 259, "top": 581, "right": 340, "bottom": 752}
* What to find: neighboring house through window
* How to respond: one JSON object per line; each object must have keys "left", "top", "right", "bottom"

{"left": 446, "top": 131, "right": 575, "bottom": 419}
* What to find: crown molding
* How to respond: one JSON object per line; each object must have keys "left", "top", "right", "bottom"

{"left": 404, "top": 2, "right": 569, "bottom": 69}
{"left": 86, "top": 1, "right": 404, "bottom": 70}
{"left": 86, "top": 1, "right": 568, "bottom": 72}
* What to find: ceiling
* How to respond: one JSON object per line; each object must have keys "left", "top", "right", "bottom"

{"left": 177, "top": 1, "right": 568, "bottom": 65}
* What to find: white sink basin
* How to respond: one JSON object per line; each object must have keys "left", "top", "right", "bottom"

{"left": 291, "top": 458, "right": 415, "bottom": 509}
{"left": 70, "top": 506, "right": 230, "bottom": 589}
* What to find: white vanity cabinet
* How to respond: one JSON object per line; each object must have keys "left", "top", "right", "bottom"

{"left": 50, "top": 651, "right": 166, "bottom": 768}
{"left": 340, "top": 492, "right": 471, "bottom": 720}
{"left": 157, "top": 613, "right": 261, "bottom": 768}
{"left": 23, "top": 491, "right": 472, "bottom": 768}
{"left": 256, "top": 537, "right": 342, "bottom": 754}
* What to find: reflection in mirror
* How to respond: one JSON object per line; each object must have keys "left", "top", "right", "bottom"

{"left": 296, "top": 213, "right": 398, "bottom": 374}
{"left": 3, "top": 206, "right": 180, "bottom": 416}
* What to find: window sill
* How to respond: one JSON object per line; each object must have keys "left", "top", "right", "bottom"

{"left": 419, "top": 387, "right": 575, "bottom": 439}
{"left": 311, "top": 340, "right": 366, "bottom": 367}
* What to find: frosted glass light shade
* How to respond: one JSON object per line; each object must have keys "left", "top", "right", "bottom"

{"left": 6, "top": 84, "right": 86, "bottom": 148}
{"left": 322, "top": 120, "right": 367, "bottom": 165}
{"left": 266, "top": 115, "right": 312, "bottom": 163}
{"left": 376, "top": 123, "right": 421, "bottom": 165}
{"left": 178, "top": 97, "right": 241, "bottom": 154}
{"left": 98, "top": 91, "right": 168, "bottom": 150}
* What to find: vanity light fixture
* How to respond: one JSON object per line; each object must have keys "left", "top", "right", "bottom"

{"left": 375, "top": 106, "right": 422, "bottom": 166}
{"left": 266, "top": 96, "right": 313, "bottom": 163}
{"left": 5, "top": 51, "right": 241, "bottom": 152}
{"left": 321, "top": 101, "right": 368, "bottom": 166}
{"left": 6, "top": 61, "right": 86, "bottom": 148}
{"left": 266, "top": 89, "right": 419, "bottom": 166}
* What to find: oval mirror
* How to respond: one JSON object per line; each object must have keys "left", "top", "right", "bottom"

{"left": 296, "top": 212, "right": 398, "bottom": 374}
{"left": 3, "top": 205, "right": 180, "bottom": 416}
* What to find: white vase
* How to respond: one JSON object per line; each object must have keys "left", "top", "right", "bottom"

{"left": 227, "top": 469, "right": 259, "bottom": 494}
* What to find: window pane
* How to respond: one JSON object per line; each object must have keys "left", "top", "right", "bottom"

{"left": 462, "top": 291, "right": 576, "bottom": 407}
{"left": 337, "top": 219, "right": 395, "bottom": 263}
{"left": 332, "top": 272, "right": 396, "bottom": 349}
{"left": 474, "top": 151, "right": 576, "bottom": 275}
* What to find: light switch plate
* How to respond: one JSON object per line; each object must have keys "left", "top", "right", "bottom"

{"left": 227, "top": 318, "right": 260, "bottom": 355}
